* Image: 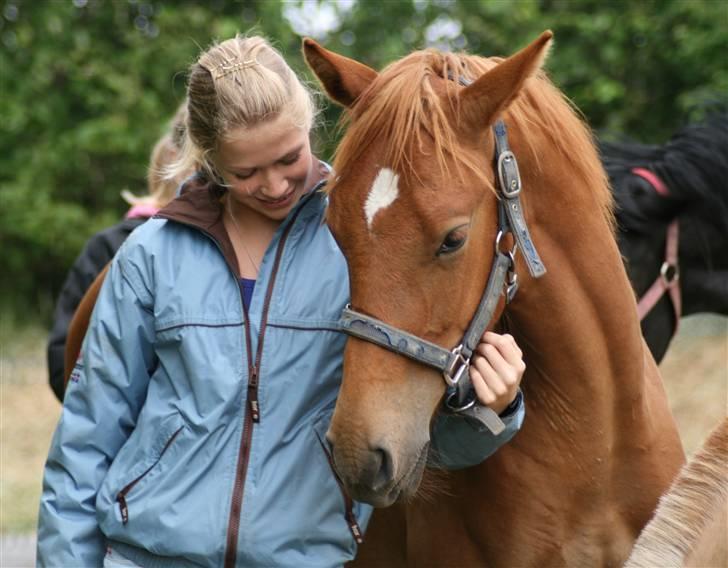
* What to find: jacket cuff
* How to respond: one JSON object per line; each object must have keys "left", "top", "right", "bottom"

{"left": 428, "top": 390, "right": 525, "bottom": 470}
{"left": 498, "top": 388, "right": 523, "bottom": 418}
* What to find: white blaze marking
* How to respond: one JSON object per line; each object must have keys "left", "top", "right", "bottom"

{"left": 364, "top": 168, "right": 399, "bottom": 229}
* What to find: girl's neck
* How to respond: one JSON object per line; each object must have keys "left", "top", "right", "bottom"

{"left": 233, "top": 203, "right": 281, "bottom": 237}
{"left": 224, "top": 195, "right": 279, "bottom": 279}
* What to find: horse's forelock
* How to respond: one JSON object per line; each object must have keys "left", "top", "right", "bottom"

{"left": 330, "top": 50, "right": 495, "bottom": 194}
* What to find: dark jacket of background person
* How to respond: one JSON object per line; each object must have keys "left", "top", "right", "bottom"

{"left": 47, "top": 217, "right": 147, "bottom": 400}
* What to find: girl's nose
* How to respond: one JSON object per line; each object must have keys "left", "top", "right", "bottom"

{"left": 261, "top": 170, "right": 289, "bottom": 199}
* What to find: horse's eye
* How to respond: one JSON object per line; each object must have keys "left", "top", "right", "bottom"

{"left": 437, "top": 229, "right": 467, "bottom": 256}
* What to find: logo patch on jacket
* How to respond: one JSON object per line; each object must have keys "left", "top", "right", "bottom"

{"left": 69, "top": 354, "right": 83, "bottom": 384}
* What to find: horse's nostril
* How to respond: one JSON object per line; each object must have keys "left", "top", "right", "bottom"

{"left": 365, "top": 446, "right": 394, "bottom": 491}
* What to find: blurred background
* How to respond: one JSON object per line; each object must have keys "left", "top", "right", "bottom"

{"left": 1, "top": 0, "right": 726, "bottom": 565}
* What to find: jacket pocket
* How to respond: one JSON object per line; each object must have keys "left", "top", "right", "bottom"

{"left": 313, "top": 412, "right": 364, "bottom": 545}
{"left": 115, "top": 416, "right": 185, "bottom": 525}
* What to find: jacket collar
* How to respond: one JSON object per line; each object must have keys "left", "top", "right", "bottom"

{"left": 155, "top": 158, "right": 330, "bottom": 278}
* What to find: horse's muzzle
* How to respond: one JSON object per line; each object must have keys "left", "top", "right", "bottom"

{"left": 328, "top": 434, "right": 428, "bottom": 507}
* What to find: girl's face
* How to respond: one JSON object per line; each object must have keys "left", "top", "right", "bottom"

{"left": 216, "top": 114, "right": 314, "bottom": 222}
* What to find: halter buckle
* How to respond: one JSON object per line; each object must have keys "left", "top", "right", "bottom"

{"left": 443, "top": 345, "right": 469, "bottom": 387}
{"left": 497, "top": 150, "right": 521, "bottom": 198}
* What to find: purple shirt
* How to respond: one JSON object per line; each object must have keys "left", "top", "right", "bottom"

{"left": 240, "top": 278, "right": 255, "bottom": 312}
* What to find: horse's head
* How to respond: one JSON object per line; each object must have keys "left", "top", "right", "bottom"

{"left": 304, "top": 33, "right": 552, "bottom": 506}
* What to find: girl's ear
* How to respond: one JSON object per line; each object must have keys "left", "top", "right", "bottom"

{"left": 302, "top": 38, "right": 378, "bottom": 108}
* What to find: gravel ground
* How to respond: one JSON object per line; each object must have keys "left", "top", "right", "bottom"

{"left": 0, "top": 533, "right": 35, "bottom": 568}
{"left": 0, "top": 315, "right": 725, "bottom": 567}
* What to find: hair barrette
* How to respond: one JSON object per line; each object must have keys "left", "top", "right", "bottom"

{"left": 214, "top": 58, "right": 258, "bottom": 80}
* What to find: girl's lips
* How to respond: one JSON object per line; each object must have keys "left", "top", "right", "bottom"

{"left": 256, "top": 188, "right": 296, "bottom": 209}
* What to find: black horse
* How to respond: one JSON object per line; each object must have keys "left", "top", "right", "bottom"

{"left": 601, "top": 114, "right": 728, "bottom": 362}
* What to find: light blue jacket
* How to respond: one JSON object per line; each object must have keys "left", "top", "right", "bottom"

{"left": 37, "top": 177, "right": 524, "bottom": 567}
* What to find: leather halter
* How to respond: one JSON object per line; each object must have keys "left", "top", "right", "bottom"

{"left": 339, "top": 120, "right": 546, "bottom": 434}
{"left": 631, "top": 168, "right": 681, "bottom": 331}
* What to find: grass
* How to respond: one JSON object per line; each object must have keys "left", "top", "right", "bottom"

{"left": 0, "top": 321, "right": 62, "bottom": 533}
{"left": 657, "top": 315, "right": 728, "bottom": 454}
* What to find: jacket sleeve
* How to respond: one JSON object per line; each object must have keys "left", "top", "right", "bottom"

{"left": 37, "top": 246, "right": 156, "bottom": 567}
{"left": 429, "top": 390, "right": 525, "bottom": 470}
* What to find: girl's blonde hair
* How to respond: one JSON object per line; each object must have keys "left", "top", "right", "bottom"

{"left": 123, "top": 102, "right": 190, "bottom": 208}
{"left": 169, "top": 34, "right": 318, "bottom": 183}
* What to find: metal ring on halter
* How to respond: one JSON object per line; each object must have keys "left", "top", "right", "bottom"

{"left": 443, "top": 345, "right": 469, "bottom": 387}
{"left": 495, "top": 231, "right": 519, "bottom": 258}
{"left": 660, "top": 261, "right": 679, "bottom": 285}
{"left": 494, "top": 230, "right": 504, "bottom": 255}
{"left": 507, "top": 245, "right": 518, "bottom": 267}
{"left": 445, "top": 389, "right": 477, "bottom": 412}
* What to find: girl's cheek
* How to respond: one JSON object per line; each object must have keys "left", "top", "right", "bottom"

{"left": 233, "top": 181, "right": 258, "bottom": 196}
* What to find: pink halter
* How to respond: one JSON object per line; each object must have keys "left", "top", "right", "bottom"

{"left": 631, "top": 168, "right": 681, "bottom": 331}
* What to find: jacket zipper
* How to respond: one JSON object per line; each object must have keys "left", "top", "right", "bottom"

{"left": 223, "top": 203, "right": 309, "bottom": 568}
{"left": 116, "top": 425, "right": 184, "bottom": 525}
{"left": 317, "top": 437, "right": 365, "bottom": 544}
{"left": 158, "top": 192, "right": 317, "bottom": 566}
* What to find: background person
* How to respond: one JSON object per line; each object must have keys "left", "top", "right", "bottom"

{"left": 46, "top": 105, "right": 190, "bottom": 401}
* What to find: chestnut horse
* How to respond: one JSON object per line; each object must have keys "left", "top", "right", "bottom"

{"left": 303, "top": 32, "right": 685, "bottom": 565}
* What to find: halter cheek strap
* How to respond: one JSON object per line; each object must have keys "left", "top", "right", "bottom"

{"left": 631, "top": 168, "right": 681, "bottom": 330}
{"left": 339, "top": 120, "right": 546, "bottom": 435}
{"left": 494, "top": 121, "right": 546, "bottom": 278}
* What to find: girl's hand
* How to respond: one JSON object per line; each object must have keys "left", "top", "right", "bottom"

{"left": 469, "top": 332, "right": 525, "bottom": 415}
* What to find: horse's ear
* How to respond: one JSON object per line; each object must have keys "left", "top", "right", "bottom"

{"left": 458, "top": 30, "right": 553, "bottom": 132}
{"left": 302, "top": 38, "right": 378, "bottom": 108}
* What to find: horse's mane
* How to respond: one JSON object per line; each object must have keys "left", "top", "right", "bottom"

{"left": 601, "top": 114, "right": 728, "bottom": 232}
{"left": 331, "top": 49, "right": 612, "bottom": 227}
{"left": 625, "top": 419, "right": 728, "bottom": 567}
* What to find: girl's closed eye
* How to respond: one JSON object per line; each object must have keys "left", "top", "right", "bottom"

{"left": 234, "top": 170, "right": 256, "bottom": 180}
{"left": 280, "top": 152, "right": 301, "bottom": 166}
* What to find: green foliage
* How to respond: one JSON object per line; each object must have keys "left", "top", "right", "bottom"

{"left": 1, "top": 0, "right": 725, "bottom": 320}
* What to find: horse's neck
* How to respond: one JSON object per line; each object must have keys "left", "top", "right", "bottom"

{"left": 511, "top": 241, "right": 646, "bottom": 435}
{"left": 472, "top": 162, "right": 685, "bottom": 562}
{"left": 507, "top": 162, "right": 677, "bottom": 454}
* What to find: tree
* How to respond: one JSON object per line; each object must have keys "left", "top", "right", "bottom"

{"left": 1, "top": 0, "right": 725, "bottom": 319}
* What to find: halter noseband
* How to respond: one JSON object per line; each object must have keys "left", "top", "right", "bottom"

{"left": 339, "top": 120, "right": 546, "bottom": 434}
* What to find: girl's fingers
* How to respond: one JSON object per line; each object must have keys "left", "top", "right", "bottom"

{"left": 480, "top": 344, "right": 519, "bottom": 387}
{"left": 469, "top": 366, "right": 496, "bottom": 406}
{"left": 478, "top": 332, "right": 526, "bottom": 379}
{"left": 470, "top": 332, "right": 525, "bottom": 410}
{"left": 482, "top": 332, "right": 522, "bottom": 362}
{"left": 472, "top": 353, "right": 509, "bottom": 398}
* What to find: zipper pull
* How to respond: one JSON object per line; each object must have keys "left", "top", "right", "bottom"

{"left": 249, "top": 395, "right": 260, "bottom": 423}
{"left": 249, "top": 368, "right": 260, "bottom": 423}
{"left": 117, "top": 494, "right": 129, "bottom": 525}
{"left": 346, "top": 511, "right": 364, "bottom": 544}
